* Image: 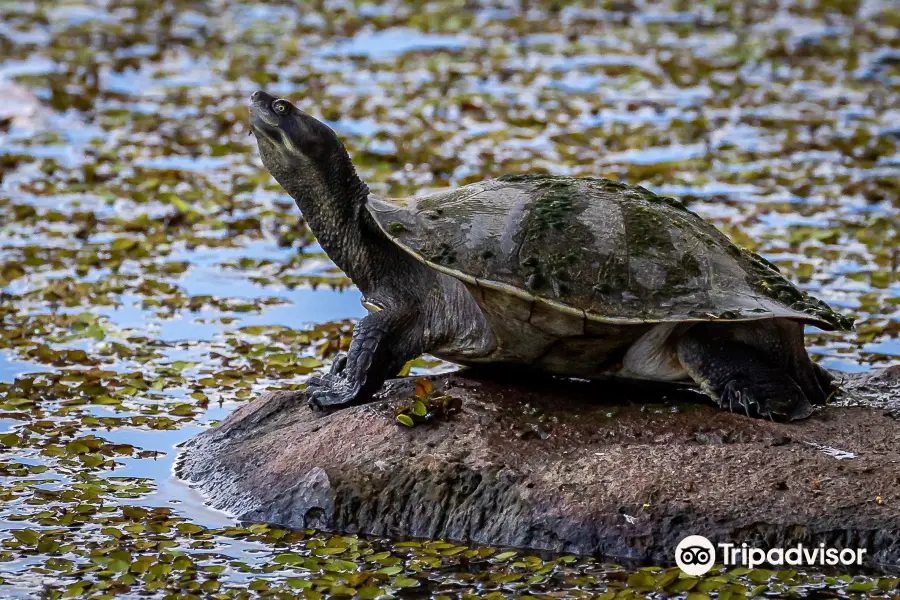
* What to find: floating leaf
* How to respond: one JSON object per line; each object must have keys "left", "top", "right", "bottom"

{"left": 413, "top": 400, "right": 428, "bottom": 417}
{"left": 12, "top": 529, "right": 39, "bottom": 546}
{"left": 273, "top": 553, "right": 305, "bottom": 565}
{"left": 414, "top": 378, "right": 432, "bottom": 398}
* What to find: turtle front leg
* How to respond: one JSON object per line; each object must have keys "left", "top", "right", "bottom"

{"left": 676, "top": 326, "right": 814, "bottom": 421}
{"left": 306, "top": 310, "right": 424, "bottom": 410}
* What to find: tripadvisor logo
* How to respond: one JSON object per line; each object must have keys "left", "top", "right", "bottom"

{"left": 675, "top": 535, "right": 716, "bottom": 576}
{"left": 675, "top": 535, "right": 868, "bottom": 575}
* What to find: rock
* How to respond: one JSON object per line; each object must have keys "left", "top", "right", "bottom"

{"left": 0, "top": 79, "right": 49, "bottom": 131}
{"left": 840, "top": 365, "right": 900, "bottom": 410}
{"left": 176, "top": 369, "right": 900, "bottom": 565}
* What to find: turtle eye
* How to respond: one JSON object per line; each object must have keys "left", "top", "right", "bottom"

{"left": 273, "top": 101, "right": 287, "bottom": 114}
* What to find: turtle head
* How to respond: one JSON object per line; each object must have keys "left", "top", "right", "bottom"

{"left": 249, "top": 90, "right": 344, "bottom": 180}
{"left": 249, "top": 90, "right": 369, "bottom": 215}
{"left": 248, "top": 90, "right": 378, "bottom": 283}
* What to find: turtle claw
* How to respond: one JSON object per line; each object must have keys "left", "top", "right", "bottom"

{"left": 306, "top": 375, "right": 358, "bottom": 410}
{"left": 719, "top": 379, "right": 813, "bottom": 422}
{"left": 330, "top": 354, "right": 348, "bottom": 375}
{"left": 306, "top": 356, "right": 359, "bottom": 411}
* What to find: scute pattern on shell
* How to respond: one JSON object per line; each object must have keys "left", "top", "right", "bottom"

{"left": 368, "top": 175, "right": 852, "bottom": 331}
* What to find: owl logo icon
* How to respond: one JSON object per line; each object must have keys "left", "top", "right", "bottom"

{"left": 675, "top": 535, "right": 716, "bottom": 576}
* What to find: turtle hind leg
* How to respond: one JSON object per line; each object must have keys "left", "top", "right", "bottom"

{"left": 676, "top": 326, "right": 814, "bottom": 421}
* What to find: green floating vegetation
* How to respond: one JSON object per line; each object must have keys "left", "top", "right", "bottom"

{"left": 0, "top": 0, "right": 897, "bottom": 596}
{"left": 395, "top": 378, "right": 462, "bottom": 427}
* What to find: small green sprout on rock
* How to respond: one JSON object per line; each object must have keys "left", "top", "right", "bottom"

{"left": 396, "top": 378, "right": 462, "bottom": 428}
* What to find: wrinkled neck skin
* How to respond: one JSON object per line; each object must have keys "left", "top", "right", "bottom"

{"left": 261, "top": 140, "right": 410, "bottom": 296}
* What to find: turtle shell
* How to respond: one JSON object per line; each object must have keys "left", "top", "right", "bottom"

{"left": 367, "top": 174, "right": 852, "bottom": 331}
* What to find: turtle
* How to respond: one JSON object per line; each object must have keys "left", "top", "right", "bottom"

{"left": 248, "top": 90, "right": 853, "bottom": 421}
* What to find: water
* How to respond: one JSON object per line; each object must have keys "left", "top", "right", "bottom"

{"left": 0, "top": 0, "right": 898, "bottom": 597}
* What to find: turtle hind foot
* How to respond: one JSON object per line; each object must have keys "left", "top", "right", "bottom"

{"left": 717, "top": 374, "right": 813, "bottom": 421}
{"left": 677, "top": 330, "right": 815, "bottom": 422}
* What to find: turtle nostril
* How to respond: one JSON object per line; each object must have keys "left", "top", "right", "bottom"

{"left": 250, "top": 91, "right": 261, "bottom": 102}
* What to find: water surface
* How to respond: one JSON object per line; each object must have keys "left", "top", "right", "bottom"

{"left": 0, "top": 0, "right": 898, "bottom": 597}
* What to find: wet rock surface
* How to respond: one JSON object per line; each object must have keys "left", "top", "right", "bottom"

{"left": 177, "top": 368, "right": 900, "bottom": 567}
